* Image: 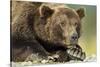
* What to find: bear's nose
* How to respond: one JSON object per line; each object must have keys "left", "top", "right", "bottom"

{"left": 71, "top": 33, "right": 78, "bottom": 40}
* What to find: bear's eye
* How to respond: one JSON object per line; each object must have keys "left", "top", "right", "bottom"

{"left": 74, "top": 22, "right": 78, "bottom": 26}
{"left": 61, "top": 22, "right": 65, "bottom": 26}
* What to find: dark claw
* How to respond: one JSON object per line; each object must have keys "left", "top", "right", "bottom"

{"left": 81, "top": 52, "right": 86, "bottom": 60}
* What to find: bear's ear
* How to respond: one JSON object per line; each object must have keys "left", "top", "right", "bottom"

{"left": 76, "top": 8, "right": 85, "bottom": 19}
{"left": 40, "top": 5, "right": 54, "bottom": 18}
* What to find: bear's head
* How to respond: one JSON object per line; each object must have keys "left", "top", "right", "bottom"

{"left": 35, "top": 5, "right": 85, "bottom": 46}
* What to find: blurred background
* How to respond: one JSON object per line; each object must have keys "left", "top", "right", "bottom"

{"left": 67, "top": 4, "right": 96, "bottom": 58}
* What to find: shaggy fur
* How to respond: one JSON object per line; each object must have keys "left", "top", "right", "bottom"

{"left": 11, "top": 1, "right": 85, "bottom": 62}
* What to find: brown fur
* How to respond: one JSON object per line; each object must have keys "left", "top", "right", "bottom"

{"left": 11, "top": 1, "right": 85, "bottom": 62}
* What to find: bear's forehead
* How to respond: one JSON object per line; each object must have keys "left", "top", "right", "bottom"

{"left": 50, "top": 8, "right": 80, "bottom": 24}
{"left": 54, "top": 8, "right": 79, "bottom": 19}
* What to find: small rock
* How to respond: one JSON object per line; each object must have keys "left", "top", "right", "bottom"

{"left": 21, "top": 61, "right": 32, "bottom": 66}
{"left": 41, "top": 60, "right": 48, "bottom": 64}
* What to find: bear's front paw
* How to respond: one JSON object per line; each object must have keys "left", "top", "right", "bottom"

{"left": 66, "top": 46, "right": 86, "bottom": 61}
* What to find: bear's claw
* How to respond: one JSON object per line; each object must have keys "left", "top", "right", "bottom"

{"left": 67, "top": 46, "right": 86, "bottom": 61}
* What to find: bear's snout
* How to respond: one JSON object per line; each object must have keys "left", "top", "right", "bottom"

{"left": 70, "top": 33, "right": 78, "bottom": 44}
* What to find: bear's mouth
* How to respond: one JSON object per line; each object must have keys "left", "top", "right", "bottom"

{"left": 64, "top": 39, "right": 78, "bottom": 45}
{"left": 70, "top": 39, "right": 78, "bottom": 45}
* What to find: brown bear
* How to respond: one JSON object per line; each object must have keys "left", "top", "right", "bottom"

{"left": 11, "top": 1, "right": 86, "bottom": 62}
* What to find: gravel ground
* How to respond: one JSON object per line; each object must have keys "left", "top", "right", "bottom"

{"left": 11, "top": 54, "right": 96, "bottom": 67}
